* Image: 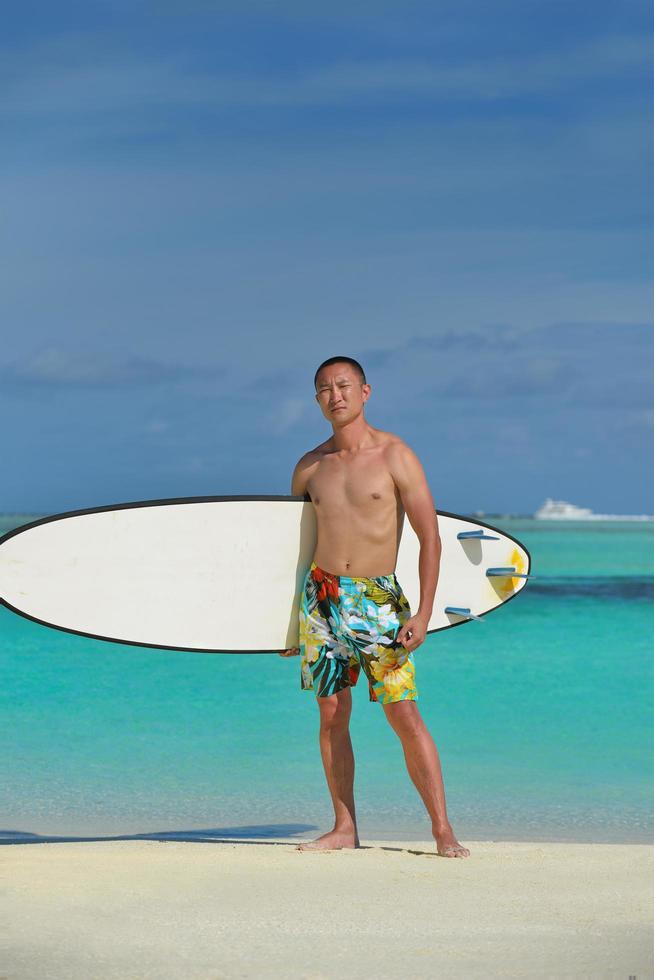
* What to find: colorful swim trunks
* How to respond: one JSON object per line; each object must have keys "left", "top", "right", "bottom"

{"left": 299, "top": 561, "right": 418, "bottom": 704}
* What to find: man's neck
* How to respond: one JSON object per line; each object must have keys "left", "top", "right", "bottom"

{"left": 330, "top": 416, "right": 374, "bottom": 453}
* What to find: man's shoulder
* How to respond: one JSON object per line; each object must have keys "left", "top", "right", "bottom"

{"left": 292, "top": 441, "right": 331, "bottom": 497}
{"left": 377, "top": 431, "right": 424, "bottom": 476}
{"left": 295, "top": 438, "right": 331, "bottom": 469}
{"left": 376, "top": 429, "right": 412, "bottom": 457}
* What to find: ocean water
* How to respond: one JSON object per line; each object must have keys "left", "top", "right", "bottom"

{"left": 1, "top": 515, "right": 652, "bottom": 845}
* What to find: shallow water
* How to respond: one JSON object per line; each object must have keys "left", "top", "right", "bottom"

{"left": 2, "top": 515, "right": 652, "bottom": 844}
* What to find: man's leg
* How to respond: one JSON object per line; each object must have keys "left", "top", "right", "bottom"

{"left": 383, "top": 700, "right": 470, "bottom": 858}
{"left": 297, "top": 687, "right": 360, "bottom": 851}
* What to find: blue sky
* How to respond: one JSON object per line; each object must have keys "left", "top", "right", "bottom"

{"left": 2, "top": 0, "right": 652, "bottom": 514}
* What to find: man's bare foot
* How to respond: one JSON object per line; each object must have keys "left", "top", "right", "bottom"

{"left": 433, "top": 822, "right": 470, "bottom": 858}
{"left": 297, "top": 827, "right": 360, "bottom": 851}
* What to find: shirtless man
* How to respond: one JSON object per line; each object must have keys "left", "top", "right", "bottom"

{"left": 279, "top": 355, "right": 469, "bottom": 859}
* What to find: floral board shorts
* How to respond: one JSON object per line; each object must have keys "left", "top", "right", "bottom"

{"left": 299, "top": 561, "right": 418, "bottom": 704}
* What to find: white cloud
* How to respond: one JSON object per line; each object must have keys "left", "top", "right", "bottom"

{"left": 0, "top": 346, "right": 218, "bottom": 387}
{"left": 144, "top": 418, "right": 169, "bottom": 434}
{"left": 2, "top": 33, "right": 651, "bottom": 117}
{"left": 260, "top": 397, "right": 307, "bottom": 435}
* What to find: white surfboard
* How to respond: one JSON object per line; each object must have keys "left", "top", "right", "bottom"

{"left": 0, "top": 496, "right": 531, "bottom": 652}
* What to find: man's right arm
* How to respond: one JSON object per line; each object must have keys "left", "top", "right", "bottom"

{"left": 291, "top": 453, "right": 313, "bottom": 498}
{"left": 278, "top": 454, "right": 313, "bottom": 657}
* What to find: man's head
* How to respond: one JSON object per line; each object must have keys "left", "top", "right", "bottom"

{"left": 313, "top": 355, "right": 371, "bottom": 425}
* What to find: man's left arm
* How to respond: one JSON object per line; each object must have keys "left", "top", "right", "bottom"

{"left": 387, "top": 441, "right": 441, "bottom": 653}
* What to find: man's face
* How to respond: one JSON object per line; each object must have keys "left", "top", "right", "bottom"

{"left": 314, "top": 363, "right": 370, "bottom": 424}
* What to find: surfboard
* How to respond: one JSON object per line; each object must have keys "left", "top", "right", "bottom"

{"left": 0, "top": 496, "right": 531, "bottom": 653}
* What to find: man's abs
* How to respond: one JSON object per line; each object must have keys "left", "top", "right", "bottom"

{"left": 305, "top": 441, "right": 405, "bottom": 577}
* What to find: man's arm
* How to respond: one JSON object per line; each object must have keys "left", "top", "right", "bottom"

{"left": 278, "top": 454, "right": 314, "bottom": 657}
{"left": 290, "top": 452, "right": 316, "bottom": 498}
{"left": 387, "top": 440, "right": 441, "bottom": 650}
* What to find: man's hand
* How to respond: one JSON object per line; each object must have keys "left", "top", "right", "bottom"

{"left": 278, "top": 647, "right": 300, "bottom": 657}
{"left": 396, "top": 614, "right": 429, "bottom": 653}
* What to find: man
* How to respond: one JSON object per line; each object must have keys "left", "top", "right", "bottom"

{"left": 279, "top": 355, "right": 470, "bottom": 859}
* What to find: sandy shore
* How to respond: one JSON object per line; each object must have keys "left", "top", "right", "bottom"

{"left": 3, "top": 837, "right": 652, "bottom": 979}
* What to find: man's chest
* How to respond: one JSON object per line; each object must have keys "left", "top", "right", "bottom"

{"left": 307, "top": 455, "right": 398, "bottom": 510}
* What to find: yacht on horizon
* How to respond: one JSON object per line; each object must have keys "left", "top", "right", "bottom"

{"left": 534, "top": 498, "right": 654, "bottom": 521}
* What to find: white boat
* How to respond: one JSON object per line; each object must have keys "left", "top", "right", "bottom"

{"left": 534, "top": 498, "right": 654, "bottom": 521}
{"left": 534, "top": 499, "right": 593, "bottom": 519}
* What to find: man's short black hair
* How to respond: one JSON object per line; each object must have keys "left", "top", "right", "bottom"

{"left": 314, "top": 356, "right": 367, "bottom": 390}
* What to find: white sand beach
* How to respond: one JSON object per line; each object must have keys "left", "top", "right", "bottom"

{"left": 3, "top": 837, "right": 652, "bottom": 979}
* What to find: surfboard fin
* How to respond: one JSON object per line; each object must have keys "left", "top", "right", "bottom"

{"left": 457, "top": 529, "right": 500, "bottom": 540}
{"left": 485, "top": 566, "right": 532, "bottom": 578}
{"left": 444, "top": 606, "right": 485, "bottom": 622}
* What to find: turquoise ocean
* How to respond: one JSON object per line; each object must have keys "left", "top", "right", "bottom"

{"left": 2, "top": 515, "right": 652, "bottom": 845}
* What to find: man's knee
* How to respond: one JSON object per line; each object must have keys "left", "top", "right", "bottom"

{"left": 317, "top": 689, "right": 352, "bottom": 731}
{"left": 383, "top": 699, "right": 423, "bottom": 736}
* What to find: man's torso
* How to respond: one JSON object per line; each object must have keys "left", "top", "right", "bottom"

{"left": 298, "top": 429, "right": 405, "bottom": 577}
